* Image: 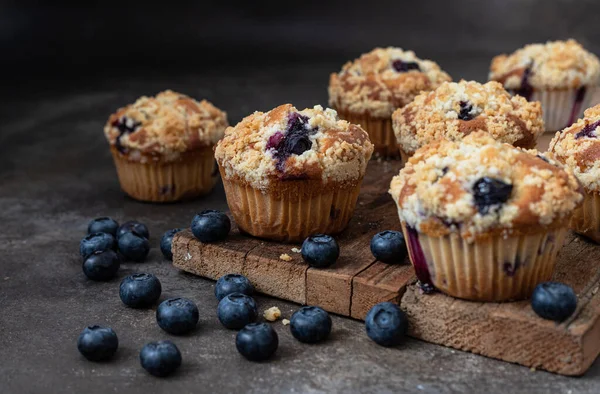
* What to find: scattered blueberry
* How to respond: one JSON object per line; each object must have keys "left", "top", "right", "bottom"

{"left": 117, "top": 220, "right": 149, "bottom": 240}
{"left": 457, "top": 101, "right": 476, "bottom": 121}
{"left": 575, "top": 119, "right": 600, "bottom": 139}
{"left": 370, "top": 231, "right": 408, "bottom": 264}
{"left": 191, "top": 210, "right": 231, "bottom": 243}
{"left": 472, "top": 177, "right": 513, "bottom": 214}
{"left": 80, "top": 232, "right": 117, "bottom": 260}
{"left": 392, "top": 60, "right": 420, "bottom": 72}
{"left": 531, "top": 282, "right": 577, "bottom": 322}
{"left": 365, "top": 302, "right": 408, "bottom": 347}
{"left": 119, "top": 273, "right": 162, "bottom": 308}
{"left": 160, "top": 228, "right": 184, "bottom": 260}
{"left": 156, "top": 298, "right": 199, "bottom": 335}
{"left": 266, "top": 112, "right": 318, "bottom": 171}
{"left": 217, "top": 293, "right": 258, "bottom": 330}
{"left": 87, "top": 217, "right": 119, "bottom": 236}
{"left": 301, "top": 234, "right": 339, "bottom": 268}
{"left": 215, "top": 274, "right": 254, "bottom": 301}
{"left": 140, "top": 340, "right": 182, "bottom": 377}
{"left": 236, "top": 323, "right": 279, "bottom": 361}
{"left": 118, "top": 231, "right": 150, "bottom": 262}
{"left": 82, "top": 250, "right": 121, "bottom": 281}
{"left": 77, "top": 325, "right": 119, "bottom": 361}
{"left": 290, "top": 306, "right": 332, "bottom": 343}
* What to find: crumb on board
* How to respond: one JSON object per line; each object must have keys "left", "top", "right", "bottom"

{"left": 280, "top": 253, "right": 292, "bottom": 261}
{"left": 282, "top": 319, "right": 290, "bottom": 326}
{"left": 263, "top": 306, "right": 282, "bottom": 322}
{"left": 291, "top": 247, "right": 301, "bottom": 253}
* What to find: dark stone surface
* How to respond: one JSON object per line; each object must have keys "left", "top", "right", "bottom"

{"left": 2, "top": 58, "right": 600, "bottom": 393}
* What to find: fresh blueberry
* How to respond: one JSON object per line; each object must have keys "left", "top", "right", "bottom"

{"left": 79, "top": 232, "right": 117, "bottom": 260}
{"left": 370, "top": 231, "right": 408, "bottom": 264}
{"left": 301, "top": 234, "right": 339, "bottom": 268}
{"left": 236, "top": 323, "right": 278, "bottom": 361}
{"left": 457, "top": 101, "right": 475, "bottom": 121}
{"left": 82, "top": 250, "right": 120, "bottom": 281}
{"left": 87, "top": 217, "right": 119, "bottom": 236}
{"left": 215, "top": 274, "right": 254, "bottom": 301}
{"left": 116, "top": 220, "right": 149, "bottom": 240}
{"left": 365, "top": 302, "right": 408, "bottom": 347}
{"left": 575, "top": 119, "right": 600, "bottom": 139}
{"left": 290, "top": 306, "right": 332, "bottom": 343}
{"left": 77, "top": 325, "right": 119, "bottom": 361}
{"left": 392, "top": 60, "right": 420, "bottom": 72}
{"left": 160, "top": 228, "right": 184, "bottom": 260}
{"left": 191, "top": 210, "right": 231, "bottom": 243}
{"left": 140, "top": 340, "right": 182, "bottom": 377}
{"left": 156, "top": 298, "right": 199, "bottom": 335}
{"left": 531, "top": 282, "right": 577, "bottom": 322}
{"left": 472, "top": 177, "right": 513, "bottom": 214}
{"left": 217, "top": 293, "right": 258, "bottom": 330}
{"left": 118, "top": 231, "right": 150, "bottom": 262}
{"left": 119, "top": 273, "right": 162, "bottom": 308}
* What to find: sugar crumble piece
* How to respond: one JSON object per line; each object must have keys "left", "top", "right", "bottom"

{"left": 280, "top": 253, "right": 292, "bottom": 261}
{"left": 282, "top": 319, "right": 290, "bottom": 326}
{"left": 263, "top": 307, "right": 282, "bottom": 322}
{"left": 291, "top": 247, "right": 301, "bottom": 253}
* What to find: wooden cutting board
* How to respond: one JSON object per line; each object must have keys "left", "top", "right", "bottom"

{"left": 172, "top": 149, "right": 600, "bottom": 376}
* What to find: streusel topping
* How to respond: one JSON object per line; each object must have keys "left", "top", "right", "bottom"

{"left": 389, "top": 132, "right": 582, "bottom": 241}
{"left": 104, "top": 90, "right": 228, "bottom": 157}
{"left": 489, "top": 39, "right": 600, "bottom": 90}
{"left": 548, "top": 104, "right": 600, "bottom": 191}
{"left": 328, "top": 47, "right": 451, "bottom": 118}
{"left": 215, "top": 104, "right": 374, "bottom": 190}
{"left": 393, "top": 80, "right": 545, "bottom": 155}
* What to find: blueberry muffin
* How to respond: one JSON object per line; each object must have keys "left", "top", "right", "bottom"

{"left": 490, "top": 39, "right": 600, "bottom": 131}
{"left": 215, "top": 104, "right": 373, "bottom": 242}
{"left": 328, "top": 47, "right": 451, "bottom": 157}
{"left": 104, "top": 90, "right": 228, "bottom": 202}
{"left": 548, "top": 104, "right": 600, "bottom": 242}
{"left": 393, "top": 80, "right": 544, "bottom": 163}
{"left": 389, "top": 131, "right": 582, "bottom": 301}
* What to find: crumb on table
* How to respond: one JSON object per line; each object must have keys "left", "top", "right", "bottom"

{"left": 282, "top": 319, "right": 290, "bottom": 326}
{"left": 263, "top": 306, "right": 282, "bottom": 322}
{"left": 280, "top": 253, "right": 292, "bottom": 261}
{"left": 291, "top": 247, "right": 301, "bottom": 253}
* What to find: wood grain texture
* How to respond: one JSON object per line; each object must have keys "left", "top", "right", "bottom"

{"left": 172, "top": 156, "right": 600, "bottom": 376}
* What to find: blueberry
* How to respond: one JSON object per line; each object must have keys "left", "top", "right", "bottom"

{"left": 392, "top": 60, "right": 420, "bottom": 72}
{"left": 301, "top": 234, "right": 339, "bottom": 268}
{"left": 236, "top": 323, "right": 278, "bottom": 361}
{"left": 457, "top": 101, "right": 475, "bottom": 121}
{"left": 87, "top": 217, "right": 119, "bottom": 236}
{"left": 191, "top": 210, "right": 231, "bottom": 243}
{"left": 267, "top": 113, "right": 318, "bottom": 171}
{"left": 116, "top": 220, "right": 149, "bottom": 240}
{"left": 215, "top": 274, "right": 254, "bottom": 301}
{"left": 160, "top": 228, "right": 184, "bottom": 260}
{"left": 370, "top": 231, "right": 408, "bottom": 264}
{"left": 118, "top": 231, "right": 150, "bottom": 262}
{"left": 217, "top": 293, "right": 258, "bottom": 330}
{"left": 515, "top": 66, "right": 534, "bottom": 101}
{"left": 365, "top": 302, "right": 408, "bottom": 347}
{"left": 472, "top": 177, "right": 513, "bottom": 214}
{"left": 140, "top": 340, "right": 182, "bottom": 377}
{"left": 77, "top": 325, "right": 118, "bottom": 361}
{"left": 531, "top": 282, "right": 577, "bottom": 322}
{"left": 575, "top": 119, "right": 600, "bottom": 139}
{"left": 290, "top": 306, "right": 332, "bottom": 343}
{"left": 119, "top": 273, "right": 162, "bottom": 308}
{"left": 112, "top": 116, "right": 141, "bottom": 154}
{"left": 156, "top": 298, "right": 199, "bottom": 335}
{"left": 82, "top": 250, "right": 121, "bottom": 281}
{"left": 79, "top": 232, "right": 117, "bottom": 260}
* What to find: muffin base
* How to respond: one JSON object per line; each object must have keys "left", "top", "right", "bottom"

{"left": 110, "top": 146, "right": 217, "bottom": 202}
{"left": 335, "top": 109, "right": 398, "bottom": 158}
{"left": 220, "top": 174, "right": 362, "bottom": 242}
{"left": 401, "top": 222, "right": 568, "bottom": 301}
{"left": 570, "top": 190, "right": 600, "bottom": 242}
{"left": 531, "top": 86, "right": 598, "bottom": 132}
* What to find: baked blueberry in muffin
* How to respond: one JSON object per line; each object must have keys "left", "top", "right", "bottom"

{"left": 329, "top": 47, "right": 451, "bottom": 157}
{"left": 215, "top": 104, "right": 373, "bottom": 242}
